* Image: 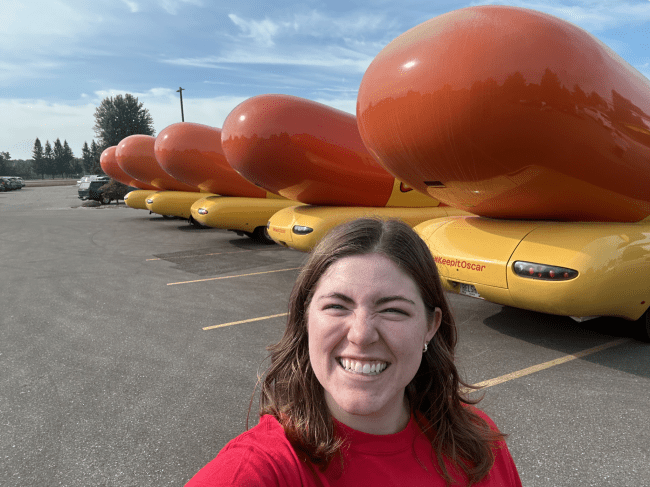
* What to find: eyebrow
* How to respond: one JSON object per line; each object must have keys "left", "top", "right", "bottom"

{"left": 318, "top": 292, "right": 416, "bottom": 306}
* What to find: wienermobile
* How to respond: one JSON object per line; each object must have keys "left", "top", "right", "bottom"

{"left": 115, "top": 134, "right": 201, "bottom": 214}
{"left": 106, "top": 126, "right": 298, "bottom": 243}
{"left": 221, "top": 94, "right": 469, "bottom": 251}
{"left": 156, "top": 122, "right": 298, "bottom": 242}
{"left": 356, "top": 6, "right": 650, "bottom": 340}
{"left": 100, "top": 145, "right": 159, "bottom": 209}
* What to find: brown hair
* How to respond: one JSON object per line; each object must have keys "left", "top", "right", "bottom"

{"left": 258, "top": 218, "right": 504, "bottom": 484}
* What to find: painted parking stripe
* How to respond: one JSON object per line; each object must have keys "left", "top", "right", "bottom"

{"left": 203, "top": 313, "right": 288, "bottom": 331}
{"left": 167, "top": 267, "right": 301, "bottom": 286}
{"left": 468, "top": 338, "right": 630, "bottom": 391}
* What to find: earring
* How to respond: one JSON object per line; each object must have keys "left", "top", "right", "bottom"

{"left": 423, "top": 342, "right": 428, "bottom": 353}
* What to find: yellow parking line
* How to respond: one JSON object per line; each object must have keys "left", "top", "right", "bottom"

{"left": 468, "top": 338, "right": 629, "bottom": 391}
{"left": 147, "top": 250, "right": 252, "bottom": 261}
{"left": 203, "top": 313, "right": 288, "bottom": 331}
{"left": 167, "top": 267, "right": 301, "bottom": 286}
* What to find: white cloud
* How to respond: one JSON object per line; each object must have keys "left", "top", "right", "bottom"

{"left": 160, "top": 0, "right": 203, "bottom": 15}
{"left": 280, "top": 10, "right": 391, "bottom": 38}
{"left": 121, "top": 0, "right": 140, "bottom": 13}
{"left": 163, "top": 46, "right": 374, "bottom": 72}
{"left": 0, "top": 89, "right": 249, "bottom": 160}
{"left": 0, "top": 98, "right": 97, "bottom": 160}
{"left": 226, "top": 10, "right": 393, "bottom": 46}
{"left": 119, "top": 0, "right": 203, "bottom": 14}
{"left": 178, "top": 10, "right": 393, "bottom": 77}
{"left": 470, "top": 0, "right": 650, "bottom": 31}
{"left": 1, "top": 0, "right": 101, "bottom": 55}
{"left": 228, "top": 14, "right": 280, "bottom": 47}
{"left": 102, "top": 88, "right": 248, "bottom": 133}
{"left": 0, "top": 60, "right": 61, "bottom": 83}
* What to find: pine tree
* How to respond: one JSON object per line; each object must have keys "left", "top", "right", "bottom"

{"left": 32, "top": 138, "right": 45, "bottom": 178}
{"left": 63, "top": 140, "right": 76, "bottom": 176}
{"left": 81, "top": 141, "right": 93, "bottom": 174}
{"left": 0, "top": 151, "right": 8, "bottom": 175}
{"left": 90, "top": 140, "right": 103, "bottom": 174}
{"left": 93, "top": 93, "right": 155, "bottom": 150}
{"left": 43, "top": 140, "right": 54, "bottom": 177}
{"left": 53, "top": 138, "right": 65, "bottom": 177}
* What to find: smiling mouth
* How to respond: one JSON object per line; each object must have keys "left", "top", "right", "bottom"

{"left": 338, "top": 358, "right": 389, "bottom": 376}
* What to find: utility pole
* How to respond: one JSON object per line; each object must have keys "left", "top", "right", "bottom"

{"left": 176, "top": 87, "right": 185, "bottom": 122}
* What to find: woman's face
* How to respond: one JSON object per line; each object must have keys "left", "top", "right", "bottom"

{"left": 307, "top": 253, "right": 441, "bottom": 434}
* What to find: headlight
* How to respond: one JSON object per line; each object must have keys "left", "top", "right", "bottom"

{"left": 292, "top": 225, "right": 314, "bottom": 235}
{"left": 197, "top": 208, "right": 208, "bottom": 215}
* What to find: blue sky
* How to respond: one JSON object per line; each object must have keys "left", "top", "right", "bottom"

{"left": 2, "top": 0, "right": 650, "bottom": 161}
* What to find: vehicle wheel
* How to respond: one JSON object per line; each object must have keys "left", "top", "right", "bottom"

{"left": 189, "top": 216, "right": 207, "bottom": 228}
{"left": 100, "top": 195, "right": 111, "bottom": 205}
{"left": 635, "top": 309, "right": 650, "bottom": 343}
{"left": 251, "top": 226, "right": 276, "bottom": 245}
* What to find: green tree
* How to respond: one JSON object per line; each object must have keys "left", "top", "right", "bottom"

{"left": 53, "top": 138, "right": 65, "bottom": 177}
{"left": 32, "top": 138, "right": 46, "bottom": 178}
{"left": 43, "top": 140, "right": 54, "bottom": 177}
{"left": 81, "top": 141, "right": 93, "bottom": 174}
{"left": 93, "top": 93, "right": 155, "bottom": 150}
{"left": 63, "top": 140, "right": 77, "bottom": 176}
{"left": 90, "top": 139, "right": 103, "bottom": 174}
{"left": 0, "top": 151, "right": 9, "bottom": 175}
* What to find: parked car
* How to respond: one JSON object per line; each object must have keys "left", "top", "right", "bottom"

{"left": 78, "top": 176, "right": 111, "bottom": 203}
{"left": 77, "top": 175, "right": 97, "bottom": 187}
{"left": 0, "top": 179, "right": 8, "bottom": 191}
{"left": 0, "top": 177, "right": 18, "bottom": 190}
{"left": 8, "top": 177, "right": 23, "bottom": 189}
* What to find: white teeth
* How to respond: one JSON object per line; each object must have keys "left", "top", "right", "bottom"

{"left": 338, "top": 358, "right": 388, "bottom": 375}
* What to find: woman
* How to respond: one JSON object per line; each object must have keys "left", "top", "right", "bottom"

{"left": 187, "top": 218, "right": 522, "bottom": 486}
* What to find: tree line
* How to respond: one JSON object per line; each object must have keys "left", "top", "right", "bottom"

{"left": 31, "top": 138, "right": 86, "bottom": 179}
{"left": 2, "top": 93, "right": 155, "bottom": 180}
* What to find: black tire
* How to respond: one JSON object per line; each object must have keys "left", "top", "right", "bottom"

{"left": 189, "top": 216, "right": 207, "bottom": 228}
{"left": 635, "top": 309, "right": 650, "bottom": 343}
{"left": 250, "top": 226, "right": 275, "bottom": 245}
{"left": 100, "top": 195, "right": 111, "bottom": 205}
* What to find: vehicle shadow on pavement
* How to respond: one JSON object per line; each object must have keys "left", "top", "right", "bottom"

{"left": 482, "top": 306, "right": 650, "bottom": 379}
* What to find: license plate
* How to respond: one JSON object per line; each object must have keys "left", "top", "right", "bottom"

{"left": 459, "top": 283, "right": 481, "bottom": 299}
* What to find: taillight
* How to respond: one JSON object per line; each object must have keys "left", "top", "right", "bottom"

{"left": 512, "top": 261, "right": 578, "bottom": 281}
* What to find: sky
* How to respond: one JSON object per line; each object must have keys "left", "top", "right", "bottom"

{"left": 2, "top": 0, "right": 650, "bottom": 161}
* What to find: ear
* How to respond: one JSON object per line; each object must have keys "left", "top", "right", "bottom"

{"left": 425, "top": 307, "right": 442, "bottom": 343}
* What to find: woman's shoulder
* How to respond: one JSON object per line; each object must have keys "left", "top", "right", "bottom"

{"left": 185, "top": 415, "right": 317, "bottom": 487}
{"left": 463, "top": 404, "right": 496, "bottom": 425}
{"left": 461, "top": 406, "right": 523, "bottom": 487}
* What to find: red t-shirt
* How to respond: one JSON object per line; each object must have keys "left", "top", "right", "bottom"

{"left": 187, "top": 410, "right": 522, "bottom": 486}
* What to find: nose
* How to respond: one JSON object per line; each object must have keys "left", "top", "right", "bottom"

{"left": 347, "top": 309, "right": 379, "bottom": 346}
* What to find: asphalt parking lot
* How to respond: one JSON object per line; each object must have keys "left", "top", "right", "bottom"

{"left": 1, "top": 185, "right": 649, "bottom": 486}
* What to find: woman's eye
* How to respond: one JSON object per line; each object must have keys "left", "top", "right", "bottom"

{"left": 381, "top": 308, "right": 409, "bottom": 316}
{"left": 323, "top": 304, "right": 345, "bottom": 310}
